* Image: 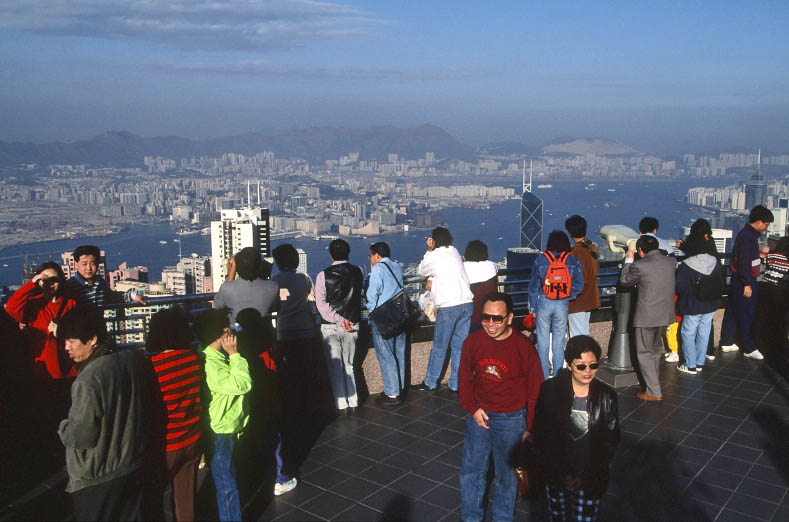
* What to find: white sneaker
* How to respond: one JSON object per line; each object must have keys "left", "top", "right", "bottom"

{"left": 744, "top": 349, "right": 764, "bottom": 360}
{"left": 705, "top": 354, "right": 716, "bottom": 361}
{"left": 274, "top": 477, "right": 298, "bottom": 496}
{"left": 664, "top": 352, "right": 679, "bottom": 363}
{"left": 696, "top": 367, "right": 703, "bottom": 373}
{"left": 677, "top": 364, "right": 697, "bottom": 375}
{"left": 721, "top": 344, "right": 740, "bottom": 352}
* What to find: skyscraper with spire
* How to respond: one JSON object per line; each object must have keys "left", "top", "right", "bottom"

{"left": 520, "top": 160, "right": 543, "bottom": 250}
{"left": 745, "top": 149, "right": 766, "bottom": 209}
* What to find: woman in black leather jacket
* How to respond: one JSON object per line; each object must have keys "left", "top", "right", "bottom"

{"left": 531, "top": 335, "right": 620, "bottom": 521}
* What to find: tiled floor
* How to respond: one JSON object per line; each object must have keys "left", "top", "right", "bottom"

{"left": 248, "top": 350, "right": 789, "bottom": 522}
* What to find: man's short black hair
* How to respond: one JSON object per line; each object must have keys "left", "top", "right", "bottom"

{"left": 565, "top": 215, "right": 587, "bottom": 239}
{"left": 464, "top": 240, "right": 489, "bottom": 262}
{"left": 564, "top": 335, "right": 602, "bottom": 365}
{"left": 193, "top": 309, "right": 229, "bottom": 347}
{"left": 73, "top": 245, "right": 101, "bottom": 263}
{"left": 749, "top": 205, "right": 774, "bottom": 224}
{"left": 370, "top": 242, "right": 391, "bottom": 259}
{"left": 235, "top": 247, "right": 263, "bottom": 281}
{"left": 58, "top": 306, "right": 107, "bottom": 343}
{"left": 636, "top": 234, "right": 659, "bottom": 254}
{"left": 146, "top": 307, "right": 193, "bottom": 353}
{"left": 329, "top": 239, "right": 350, "bottom": 261}
{"left": 272, "top": 244, "right": 300, "bottom": 270}
{"left": 639, "top": 217, "right": 659, "bottom": 234}
{"left": 482, "top": 291, "right": 512, "bottom": 315}
{"left": 546, "top": 230, "right": 571, "bottom": 253}
{"left": 431, "top": 227, "right": 453, "bottom": 248}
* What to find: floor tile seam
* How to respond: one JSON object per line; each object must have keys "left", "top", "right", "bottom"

{"left": 356, "top": 480, "right": 453, "bottom": 516}
{"left": 714, "top": 492, "right": 782, "bottom": 520}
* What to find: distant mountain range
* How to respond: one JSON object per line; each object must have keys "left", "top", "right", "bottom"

{"left": 0, "top": 124, "right": 476, "bottom": 168}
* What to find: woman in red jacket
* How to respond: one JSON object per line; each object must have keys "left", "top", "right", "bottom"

{"left": 5, "top": 261, "right": 77, "bottom": 460}
{"left": 6, "top": 261, "right": 77, "bottom": 380}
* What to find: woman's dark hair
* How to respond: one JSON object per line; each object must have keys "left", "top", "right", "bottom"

{"left": 431, "top": 227, "right": 453, "bottom": 248}
{"left": 193, "top": 309, "right": 229, "bottom": 347}
{"left": 235, "top": 247, "right": 263, "bottom": 281}
{"left": 34, "top": 261, "right": 66, "bottom": 298}
{"left": 146, "top": 307, "right": 193, "bottom": 353}
{"left": 272, "top": 244, "right": 300, "bottom": 270}
{"left": 464, "top": 240, "right": 489, "bottom": 262}
{"left": 683, "top": 219, "right": 719, "bottom": 257}
{"left": 235, "top": 307, "right": 274, "bottom": 357}
{"left": 545, "top": 230, "right": 571, "bottom": 253}
{"left": 370, "top": 242, "right": 391, "bottom": 259}
{"left": 564, "top": 335, "right": 602, "bottom": 365}
{"left": 58, "top": 306, "right": 107, "bottom": 343}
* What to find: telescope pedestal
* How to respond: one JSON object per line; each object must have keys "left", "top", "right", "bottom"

{"left": 598, "top": 284, "right": 639, "bottom": 388}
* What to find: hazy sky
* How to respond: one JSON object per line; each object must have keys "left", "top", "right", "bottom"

{"left": 2, "top": 1, "right": 788, "bottom": 153}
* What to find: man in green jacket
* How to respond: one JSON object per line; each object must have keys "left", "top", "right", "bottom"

{"left": 58, "top": 307, "right": 149, "bottom": 521}
{"left": 196, "top": 309, "right": 252, "bottom": 522}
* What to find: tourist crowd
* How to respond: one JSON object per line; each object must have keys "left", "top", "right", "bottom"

{"left": 1, "top": 204, "right": 786, "bottom": 522}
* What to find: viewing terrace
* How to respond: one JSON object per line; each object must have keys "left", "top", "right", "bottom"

{"left": 2, "top": 258, "right": 787, "bottom": 521}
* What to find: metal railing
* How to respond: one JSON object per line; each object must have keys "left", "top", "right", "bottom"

{"left": 104, "top": 255, "right": 732, "bottom": 348}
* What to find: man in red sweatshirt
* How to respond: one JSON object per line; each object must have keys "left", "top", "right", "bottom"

{"left": 458, "top": 292, "right": 544, "bottom": 522}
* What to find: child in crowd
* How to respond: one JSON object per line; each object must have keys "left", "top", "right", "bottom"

{"left": 195, "top": 310, "right": 252, "bottom": 522}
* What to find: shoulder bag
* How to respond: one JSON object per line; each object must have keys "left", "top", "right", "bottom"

{"left": 368, "top": 262, "right": 421, "bottom": 339}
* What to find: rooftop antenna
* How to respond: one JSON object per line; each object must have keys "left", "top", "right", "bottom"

{"left": 522, "top": 160, "right": 533, "bottom": 193}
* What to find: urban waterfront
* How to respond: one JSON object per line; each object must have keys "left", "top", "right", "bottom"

{"left": 0, "top": 179, "right": 731, "bottom": 288}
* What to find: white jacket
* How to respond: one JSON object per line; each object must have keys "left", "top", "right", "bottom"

{"left": 418, "top": 246, "right": 473, "bottom": 308}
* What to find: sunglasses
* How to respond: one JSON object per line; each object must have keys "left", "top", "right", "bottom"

{"left": 574, "top": 363, "right": 599, "bottom": 371}
{"left": 480, "top": 313, "right": 507, "bottom": 324}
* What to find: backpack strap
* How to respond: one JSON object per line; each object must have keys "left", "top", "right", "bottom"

{"left": 558, "top": 251, "right": 570, "bottom": 263}
{"left": 543, "top": 251, "right": 556, "bottom": 263}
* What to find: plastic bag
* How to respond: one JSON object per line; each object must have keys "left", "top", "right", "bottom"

{"left": 418, "top": 291, "right": 436, "bottom": 322}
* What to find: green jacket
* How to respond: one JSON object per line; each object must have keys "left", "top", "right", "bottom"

{"left": 203, "top": 347, "right": 252, "bottom": 434}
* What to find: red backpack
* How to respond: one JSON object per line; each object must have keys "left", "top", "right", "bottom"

{"left": 541, "top": 251, "right": 572, "bottom": 299}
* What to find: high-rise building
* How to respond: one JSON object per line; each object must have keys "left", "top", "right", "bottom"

{"left": 210, "top": 207, "right": 270, "bottom": 290}
{"left": 296, "top": 248, "right": 308, "bottom": 274}
{"left": 768, "top": 207, "right": 787, "bottom": 237}
{"left": 520, "top": 161, "right": 543, "bottom": 250}
{"left": 745, "top": 153, "right": 766, "bottom": 209}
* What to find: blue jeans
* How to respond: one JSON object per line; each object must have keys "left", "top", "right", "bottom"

{"left": 536, "top": 296, "right": 569, "bottom": 379}
{"left": 460, "top": 408, "right": 526, "bottom": 522}
{"left": 681, "top": 312, "right": 714, "bottom": 369}
{"left": 568, "top": 311, "right": 591, "bottom": 337}
{"left": 211, "top": 433, "right": 241, "bottom": 522}
{"left": 425, "top": 302, "right": 473, "bottom": 390}
{"left": 370, "top": 321, "right": 406, "bottom": 397}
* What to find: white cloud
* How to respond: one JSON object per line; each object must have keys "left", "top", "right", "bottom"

{"left": 0, "top": 0, "right": 382, "bottom": 51}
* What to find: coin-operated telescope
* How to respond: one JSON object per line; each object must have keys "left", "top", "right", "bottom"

{"left": 597, "top": 225, "right": 640, "bottom": 385}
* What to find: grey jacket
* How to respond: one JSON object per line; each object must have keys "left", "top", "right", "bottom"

{"left": 619, "top": 250, "right": 678, "bottom": 327}
{"left": 58, "top": 346, "right": 148, "bottom": 492}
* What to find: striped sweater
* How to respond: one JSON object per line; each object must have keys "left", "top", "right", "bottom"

{"left": 763, "top": 253, "right": 789, "bottom": 288}
{"left": 151, "top": 349, "right": 203, "bottom": 452}
{"left": 65, "top": 273, "right": 133, "bottom": 311}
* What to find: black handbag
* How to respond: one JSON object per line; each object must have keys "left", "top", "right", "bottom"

{"left": 368, "top": 262, "right": 420, "bottom": 339}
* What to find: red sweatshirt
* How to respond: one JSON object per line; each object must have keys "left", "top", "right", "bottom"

{"left": 458, "top": 329, "right": 543, "bottom": 429}
{"left": 5, "top": 280, "right": 76, "bottom": 379}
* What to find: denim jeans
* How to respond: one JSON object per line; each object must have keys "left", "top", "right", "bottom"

{"left": 536, "top": 295, "right": 569, "bottom": 379}
{"left": 425, "top": 302, "right": 473, "bottom": 390}
{"left": 568, "top": 311, "right": 591, "bottom": 338}
{"left": 460, "top": 408, "right": 526, "bottom": 522}
{"left": 681, "top": 312, "right": 714, "bottom": 369}
{"left": 370, "top": 321, "right": 406, "bottom": 397}
{"left": 211, "top": 433, "right": 241, "bottom": 522}
{"left": 320, "top": 323, "right": 358, "bottom": 409}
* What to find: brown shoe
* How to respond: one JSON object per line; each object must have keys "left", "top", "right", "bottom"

{"left": 637, "top": 391, "right": 663, "bottom": 401}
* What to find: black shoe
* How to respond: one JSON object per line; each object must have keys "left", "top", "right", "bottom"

{"left": 375, "top": 394, "right": 403, "bottom": 407}
{"left": 412, "top": 382, "right": 437, "bottom": 392}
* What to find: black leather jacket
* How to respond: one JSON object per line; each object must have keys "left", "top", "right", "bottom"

{"left": 531, "top": 368, "right": 620, "bottom": 496}
{"left": 323, "top": 262, "right": 363, "bottom": 323}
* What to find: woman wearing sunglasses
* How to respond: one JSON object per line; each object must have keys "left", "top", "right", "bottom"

{"left": 530, "top": 335, "right": 620, "bottom": 522}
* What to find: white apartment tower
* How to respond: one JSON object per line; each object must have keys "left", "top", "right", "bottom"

{"left": 210, "top": 207, "right": 270, "bottom": 289}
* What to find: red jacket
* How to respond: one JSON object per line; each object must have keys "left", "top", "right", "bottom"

{"left": 5, "top": 280, "right": 76, "bottom": 379}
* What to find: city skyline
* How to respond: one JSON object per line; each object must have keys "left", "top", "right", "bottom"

{"left": 1, "top": 1, "right": 788, "bottom": 153}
